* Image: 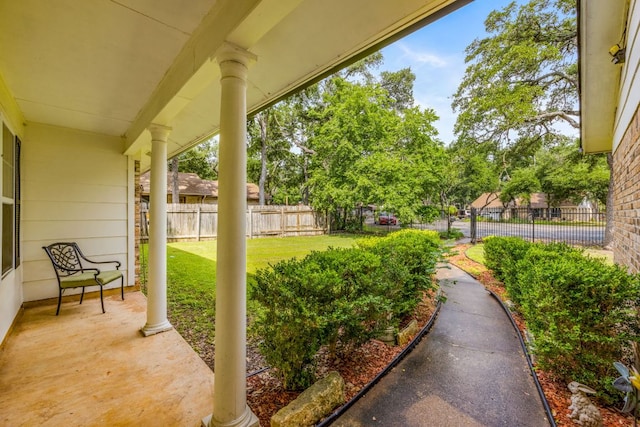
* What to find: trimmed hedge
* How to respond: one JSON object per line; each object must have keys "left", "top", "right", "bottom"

{"left": 483, "top": 237, "right": 640, "bottom": 403}
{"left": 356, "top": 229, "right": 442, "bottom": 318}
{"left": 252, "top": 229, "right": 442, "bottom": 390}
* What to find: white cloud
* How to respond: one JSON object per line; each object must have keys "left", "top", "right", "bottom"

{"left": 395, "top": 42, "right": 447, "bottom": 68}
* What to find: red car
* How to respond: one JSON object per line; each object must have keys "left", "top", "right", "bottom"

{"left": 378, "top": 212, "right": 397, "bottom": 225}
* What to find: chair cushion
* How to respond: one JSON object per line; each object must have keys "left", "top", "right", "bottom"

{"left": 96, "top": 270, "right": 123, "bottom": 285}
{"left": 59, "top": 270, "right": 122, "bottom": 288}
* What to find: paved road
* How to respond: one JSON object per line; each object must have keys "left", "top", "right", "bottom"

{"left": 375, "top": 218, "right": 604, "bottom": 245}
{"left": 452, "top": 220, "right": 604, "bottom": 245}
{"left": 333, "top": 264, "right": 551, "bottom": 427}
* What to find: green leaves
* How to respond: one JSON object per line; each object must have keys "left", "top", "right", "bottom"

{"left": 500, "top": 168, "right": 540, "bottom": 205}
{"left": 452, "top": 0, "right": 580, "bottom": 196}
{"left": 304, "top": 77, "right": 445, "bottom": 225}
{"left": 484, "top": 237, "right": 640, "bottom": 404}
{"left": 251, "top": 230, "right": 442, "bottom": 389}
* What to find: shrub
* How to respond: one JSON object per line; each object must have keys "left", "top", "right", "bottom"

{"left": 252, "top": 247, "right": 391, "bottom": 389}
{"left": 252, "top": 257, "right": 329, "bottom": 390}
{"left": 439, "top": 228, "right": 464, "bottom": 240}
{"left": 508, "top": 241, "right": 582, "bottom": 307}
{"left": 516, "top": 248, "right": 640, "bottom": 403}
{"left": 302, "top": 249, "right": 391, "bottom": 348}
{"left": 358, "top": 229, "right": 442, "bottom": 319}
{"left": 483, "top": 237, "right": 640, "bottom": 402}
{"left": 252, "top": 230, "right": 443, "bottom": 390}
{"left": 483, "top": 236, "right": 532, "bottom": 300}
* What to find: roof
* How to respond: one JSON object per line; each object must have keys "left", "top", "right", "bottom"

{"left": 140, "top": 172, "right": 259, "bottom": 200}
{"left": 0, "top": 0, "right": 470, "bottom": 171}
{"left": 470, "top": 193, "right": 505, "bottom": 209}
{"left": 472, "top": 192, "right": 583, "bottom": 209}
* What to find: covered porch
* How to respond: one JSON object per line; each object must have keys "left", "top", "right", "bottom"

{"left": 0, "top": 291, "right": 214, "bottom": 426}
{"left": 0, "top": 0, "right": 470, "bottom": 425}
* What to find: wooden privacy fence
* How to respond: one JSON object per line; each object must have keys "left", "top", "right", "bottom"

{"left": 140, "top": 204, "right": 327, "bottom": 241}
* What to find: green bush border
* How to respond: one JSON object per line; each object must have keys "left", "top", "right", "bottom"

{"left": 251, "top": 229, "right": 443, "bottom": 390}
{"left": 484, "top": 236, "right": 640, "bottom": 403}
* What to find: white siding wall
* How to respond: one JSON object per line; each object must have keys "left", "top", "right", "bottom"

{"left": 614, "top": 0, "right": 640, "bottom": 151}
{"left": 22, "top": 123, "right": 130, "bottom": 302}
{"left": 0, "top": 78, "right": 25, "bottom": 344}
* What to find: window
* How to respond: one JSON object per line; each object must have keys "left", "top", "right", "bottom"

{"left": 1, "top": 123, "right": 19, "bottom": 275}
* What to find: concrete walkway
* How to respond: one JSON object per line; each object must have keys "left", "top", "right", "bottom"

{"left": 332, "top": 264, "right": 550, "bottom": 427}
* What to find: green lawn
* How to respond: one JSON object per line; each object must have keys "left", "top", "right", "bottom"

{"left": 141, "top": 234, "right": 359, "bottom": 342}
{"left": 166, "top": 233, "right": 358, "bottom": 274}
{"left": 465, "top": 244, "right": 485, "bottom": 264}
{"left": 464, "top": 243, "right": 613, "bottom": 266}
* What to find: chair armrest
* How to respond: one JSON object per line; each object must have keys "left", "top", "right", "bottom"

{"left": 77, "top": 252, "right": 121, "bottom": 269}
{"left": 82, "top": 258, "right": 121, "bottom": 269}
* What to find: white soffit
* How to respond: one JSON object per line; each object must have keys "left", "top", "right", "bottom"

{"left": 139, "top": 0, "right": 468, "bottom": 171}
{"left": 0, "top": 0, "right": 468, "bottom": 169}
{"left": 0, "top": 0, "right": 215, "bottom": 137}
{"left": 579, "top": 0, "right": 627, "bottom": 154}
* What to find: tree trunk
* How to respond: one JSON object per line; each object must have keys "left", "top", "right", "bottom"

{"left": 257, "top": 112, "right": 268, "bottom": 205}
{"left": 603, "top": 152, "right": 614, "bottom": 248}
{"left": 301, "top": 156, "right": 309, "bottom": 205}
{"left": 171, "top": 157, "right": 179, "bottom": 204}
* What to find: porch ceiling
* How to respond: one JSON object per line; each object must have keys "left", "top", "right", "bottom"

{"left": 0, "top": 0, "right": 469, "bottom": 170}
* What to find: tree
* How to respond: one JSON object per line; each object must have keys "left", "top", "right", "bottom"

{"left": 499, "top": 168, "right": 540, "bottom": 206}
{"left": 440, "top": 143, "right": 500, "bottom": 209}
{"left": 380, "top": 68, "right": 416, "bottom": 112}
{"left": 247, "top": 102, "right": 307, "bottom": 205}
{"left": 451, "top": 0, "right": 613, "bottom": 243}
{"left": 177, "top": 139, "right": 218, "bottom": 180}
{"left": 241, "top": 52, "right": 445, "bottom": 224}
{"left": 535, "top": 137, "right": 609, "bottom": 208}
{"left": 170, "top": 156, "right": 179, "bottom": 203}
{"left": 306, "top": 77, "right": 444, "bottom": 228}
{"left": 248, "top": 109, "right": 288, "bottom": 205}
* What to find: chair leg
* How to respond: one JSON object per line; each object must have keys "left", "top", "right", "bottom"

{"left": 80, "top": 287, "right": 85, "bottom": 305}
{"left": 120, "top": 276, "right": 124, "bottom": 300}
{"left": 100, "top": 286, "right": 105, "bottom": 313}
{"left": 56, "top": 288, "right": 62, "bottom": 316}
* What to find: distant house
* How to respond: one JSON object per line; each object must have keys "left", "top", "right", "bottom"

{"left": 140, "top": 172, "right": 260, "bottom": 205}
{"left": 470, "top": 192, "right": 514, "bottom": 221}
{"left": 471, "top": 192, "right": 599, "bottom": 221}
{"left": 470, "top": 192, "right": 511, "bottom": 210}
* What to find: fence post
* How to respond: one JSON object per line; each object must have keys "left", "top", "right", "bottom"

{"left": 531, "top": 207, "right": 535, "bottom": 242}
{"left": 196, "top": 206, "right": 201, "bottom": 241}
{"left": 470, "top": 207, "right": 477, "bottom": 243}
{"left": 248, "top": 206, "right": 253, "bottom": 239}
{"left": 281, "top": 206, "right": 286, "bottom": 237}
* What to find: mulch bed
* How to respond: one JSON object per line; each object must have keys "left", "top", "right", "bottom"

{"left": 447, "top": 244, "right": 633, "bottom": 427}
{"left": 246, "top": 289, "right": 438, "bottom": 426}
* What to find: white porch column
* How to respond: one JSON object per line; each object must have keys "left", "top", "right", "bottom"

{"left": 203, "top": 43, "right": 258, "bottom": 427}
{"left": 141, "top": 124, "right": 173, "bottom": 337}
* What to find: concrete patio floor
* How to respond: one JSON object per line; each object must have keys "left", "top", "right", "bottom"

{"left": 0, "top": 291, "right": 215, "bottom": 426}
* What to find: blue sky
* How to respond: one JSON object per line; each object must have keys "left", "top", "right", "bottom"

{"left": 380, "top": 0, "right": 525, "bottom": 145}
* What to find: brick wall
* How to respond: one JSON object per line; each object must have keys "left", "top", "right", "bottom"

{"left": 613, "top": 104, "right": 640, "bottom": 272}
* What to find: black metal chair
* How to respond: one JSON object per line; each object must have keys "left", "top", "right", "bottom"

{"left": 42, "top": 242, "right": 124, "bottom": 315}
